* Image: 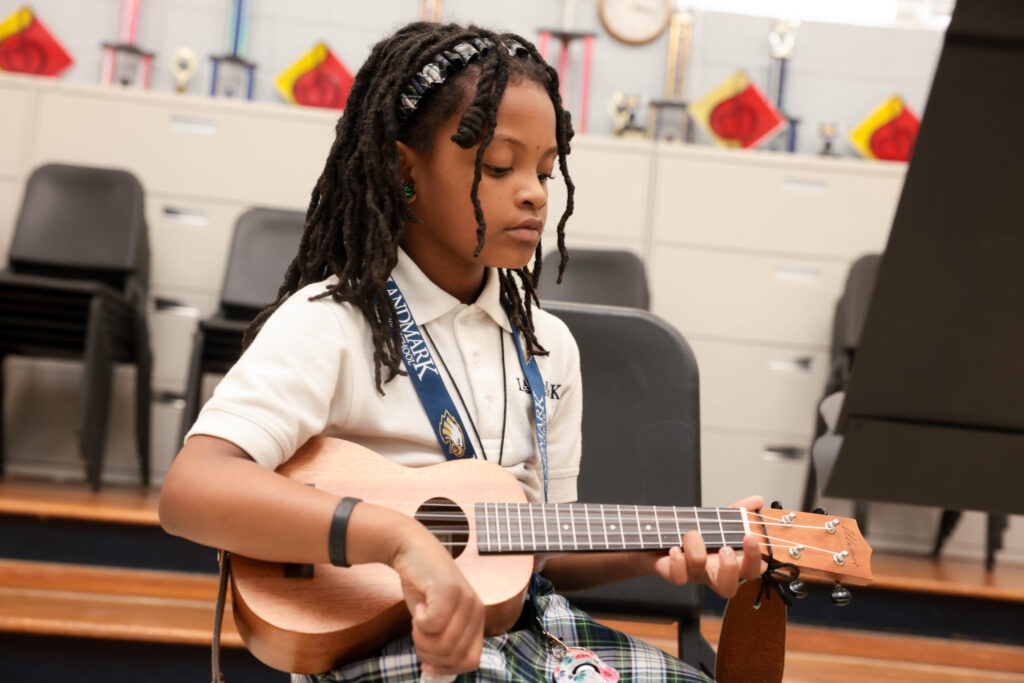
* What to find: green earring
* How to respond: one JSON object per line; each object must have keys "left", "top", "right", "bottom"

{"left": 403, "top": 181, "right": 416, "bottom": 202}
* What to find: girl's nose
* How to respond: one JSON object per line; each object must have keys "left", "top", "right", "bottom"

{"left": 518, "top": 175, "right": 547, "bottom": 209}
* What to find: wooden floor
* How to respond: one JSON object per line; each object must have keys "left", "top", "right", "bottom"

{"left": 3, "top": 475, "right": 1024, "bottom": 681}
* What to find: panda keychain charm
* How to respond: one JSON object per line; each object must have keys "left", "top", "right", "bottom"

{"left": 540, "top": 619, "right": 621, "bottom": 682}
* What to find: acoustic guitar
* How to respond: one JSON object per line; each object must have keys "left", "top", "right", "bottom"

{"left": 229, "top": 437, "right": 872, "bottom": 674}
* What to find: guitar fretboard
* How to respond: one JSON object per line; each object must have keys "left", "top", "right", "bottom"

{"left": 476, "top": 503, "right": 748, "bottom": 554}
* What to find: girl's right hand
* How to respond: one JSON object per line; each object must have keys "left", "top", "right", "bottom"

{"left": 389, "top": 520, "right": 485, "bottom": 676}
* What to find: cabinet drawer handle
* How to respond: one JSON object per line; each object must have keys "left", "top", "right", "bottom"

{"left": 162, "top": 206, "right": 208, "bottom": 226}
{"left": 782, "top": 177, "right": 827, "bottom": 193}
{"left": 761, "top": 445, "right": 806, "bottom": 461}
{"left": 154, "top": 391, "right": 186, "bottom": 408}
{"left": 774, "top": 265, "right": 820, "bottom": 283}
{"left": 153, "top": 297, "right": 200, "bottom": 316}
{"left": 169, "top": 114, "right": 217, "bottom": 135}
{"left": 768, "top": 356, "right": 813, "bottom": 373}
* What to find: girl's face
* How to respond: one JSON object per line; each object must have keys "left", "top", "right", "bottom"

{"left": 398, "top": 79, "right": 558, "bottom": 302}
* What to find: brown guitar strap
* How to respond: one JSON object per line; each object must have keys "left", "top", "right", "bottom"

{"left": 212, "top": 549, "right": 230, "bottom": 683}
{"left": 714, "top": 577, "right": 788, "bottom": 683}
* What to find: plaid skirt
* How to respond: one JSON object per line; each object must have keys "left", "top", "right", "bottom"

{"left": 304, "top": 576, "right": 712, "bottom": 683}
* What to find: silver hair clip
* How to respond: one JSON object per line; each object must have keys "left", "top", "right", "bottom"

{"left": 398, "top": 37, "right": 532, "bottom": 122}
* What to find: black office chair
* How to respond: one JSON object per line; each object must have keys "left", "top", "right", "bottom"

{"left": 545, "top": 301, "right": 714, "bottom": 675}
{"left": 178, "top": 207, "right": 305, "bottom": 443}
{"left": 807, "top": 253, "right": 1008, "bottom": 570}
{"left": 0, "top": 163, "right": 151, "bottom": 490}
{"left": 538, "top": 249, "right": 650, "bottom": 310}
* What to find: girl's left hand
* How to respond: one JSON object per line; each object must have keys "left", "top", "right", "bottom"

{"left": 633, "top": 495, "right": 765, "bottom": 599}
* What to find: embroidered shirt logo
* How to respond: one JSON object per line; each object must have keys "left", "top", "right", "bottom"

{"left": 439, "top": 409, "right": 466, "bottom": 458}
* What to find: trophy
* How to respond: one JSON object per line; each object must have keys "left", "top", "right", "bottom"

{"left": 420, "top": 0, "right": 443, "bottom": 21}
{"left": 648, "top": 6, "right": 695, "bottom": 143}
{"left": 818, "top": 122, "right": 840, "bottom": 157}
{"left": 210, "top": 0, "right": 256, "bottom": 99}
{"left": 767, "top": 19, "right": 799, "bottom": 152}
{"left": 171, "top": 47, "right": 197, "bottom": 94}
{"left": 538, "top": 0, "right": 596, "bottom": 133}
{"left": 608, "top": 92, "right": 646, "bottom": 138}
{"left": 100, "top": 0, "right": 154, "bottom": 88}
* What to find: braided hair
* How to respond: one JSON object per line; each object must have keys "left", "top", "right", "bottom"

{"left": 244, "top": 22, "right": 575, "bottom": 392}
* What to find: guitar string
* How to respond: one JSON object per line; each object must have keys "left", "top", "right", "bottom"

{"left": 410, "top": 505, "right": 837, "bottom": 532}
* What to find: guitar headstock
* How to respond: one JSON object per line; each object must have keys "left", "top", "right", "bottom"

{"left": 752, "top": 507, "right": 873, "bottom": 587}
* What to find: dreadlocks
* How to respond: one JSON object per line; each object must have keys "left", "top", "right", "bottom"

{"left": 243, "top": 22, "right": 575, "bottom": 392}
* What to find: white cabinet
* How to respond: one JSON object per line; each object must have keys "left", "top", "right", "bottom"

{"left": 653, "top": 146, "right": 903, "bottom": 259}
{"left": 0, "top": 74, "right": 907, "bottom": 501}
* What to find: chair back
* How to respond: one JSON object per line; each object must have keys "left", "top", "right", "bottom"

{"left": 219, "top": 207, "right": 305, "bottom": 320}
{"left": 538, "top": 249, "right": 650, "bottom": 309}
{"left": 544, "top": 302, "right": 704, "bottom": 621}
{"left": 9, "top": 163, "right": 147, "bottom": 290}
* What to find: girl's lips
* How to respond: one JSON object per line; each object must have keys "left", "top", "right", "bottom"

{"left": 506, "top": 217, "right": 543, "bottom": 234}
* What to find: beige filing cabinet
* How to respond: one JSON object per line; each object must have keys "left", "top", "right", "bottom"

{"left": 648, "top": 145, "right": 905, "bottom": 508}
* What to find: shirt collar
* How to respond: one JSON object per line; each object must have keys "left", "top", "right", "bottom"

{"left": 391, "top": 248, "right": 513, "bottom": 333}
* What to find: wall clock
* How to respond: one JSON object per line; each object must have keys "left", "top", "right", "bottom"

{"left": 598, "top": 0, "right": 673, "bottom": 45}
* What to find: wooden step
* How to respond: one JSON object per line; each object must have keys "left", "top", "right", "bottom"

{"left": 0, "top": 558, "right": 241, "bottom": 648}
{"left": 0, "top": 475, "right": 160, "bottom": 526}
{"left": 595, "top": 615, "right": 1024, "bottom": 678}
{"left": 4, "top": 558, "right": 1024, "bottom": 681}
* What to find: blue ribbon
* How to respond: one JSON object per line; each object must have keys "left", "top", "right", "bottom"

{"left": 385, "top": 276, "right": 550, "bottom": 502}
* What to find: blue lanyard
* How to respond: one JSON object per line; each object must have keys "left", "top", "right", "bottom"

{"left": 386, "top": 277, "right": 475, "bottom": 461}
{"left": 386, "top": 276, "right": 549, "bottom": 501}
{"left": 508, "top": 319, "right": 550, "bottom": 503}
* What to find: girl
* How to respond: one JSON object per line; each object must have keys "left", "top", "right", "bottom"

{"left": 159, "top": 21, "right": 762, "bottom": 682}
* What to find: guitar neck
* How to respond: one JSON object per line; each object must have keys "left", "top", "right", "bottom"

{"left": 476, "top": 503, "right": 749, "bottom": 554}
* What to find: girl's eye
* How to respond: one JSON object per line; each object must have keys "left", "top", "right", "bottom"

{"left": 484, "top": 165, "right": 512, "bottom": 176}
{"left": 538, "top": 173, "right": 556, "bottom": 183}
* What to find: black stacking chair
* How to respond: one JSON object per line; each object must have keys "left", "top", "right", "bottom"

{"left": 0, "top": 163, "right": 151, "bottom": 490}
{"left": 538, "top": 249, "right": 650, "bottom": 310}
{"left": 806, "top": 253, "right": 1008, "bottom": 570}
{"left": 178, "top": 207, "right": 305, "bottom": 443}
{"left": 546, "top": 302, "right": 714, "bottom": 675}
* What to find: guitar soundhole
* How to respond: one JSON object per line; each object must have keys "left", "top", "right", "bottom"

{"left": 416, "top": 497, "right": 469, "bottom": 560}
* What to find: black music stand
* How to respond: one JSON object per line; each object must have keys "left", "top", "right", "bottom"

{"left": 820, "top": 0, "right": 1024, "bottom": 520}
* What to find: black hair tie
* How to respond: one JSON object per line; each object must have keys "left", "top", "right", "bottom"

{"left": 328, "top": 497, "right": 362, "bottom": 567}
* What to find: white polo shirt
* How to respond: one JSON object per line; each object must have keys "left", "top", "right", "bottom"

{"left": 188, "top": 248, "right": 583, "bottom": 503}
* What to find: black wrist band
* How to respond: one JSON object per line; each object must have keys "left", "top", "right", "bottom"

{"left": 328, "top": 496, "right": 362, "bottom": 567}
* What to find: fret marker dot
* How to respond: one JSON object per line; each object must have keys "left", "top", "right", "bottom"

{"left": 562, "top": 524, "right": 569, "bottom": 530}
{"left": 610, "top": 524, "right": 617, "bottom": 530}
{"left": 645, "top": 524, "right": 652, "bottom": 531}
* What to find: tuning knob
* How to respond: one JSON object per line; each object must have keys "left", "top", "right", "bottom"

{"left": 788, "top": 579, "right": 809, "bottom": 599}
{"left": 770, "top": 501, "right": 783, "bottom": 509}
{"left": 830, "top": 582, "right": 852, "bottom": 607}
{"left": 812, "top": 507, "right": 828, "bottom": 515}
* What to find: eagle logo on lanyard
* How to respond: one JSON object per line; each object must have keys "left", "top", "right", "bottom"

{"left": 439, "top": 409, "right": 467, "bottom": 458}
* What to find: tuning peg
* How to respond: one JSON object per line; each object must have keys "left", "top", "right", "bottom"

{"left": 788, "top": 579, "right": 809, "bottom": 599}
{"left": 830, "top": 582, "right": 852, "bottom": 607}
{"left": 770, "top": 501, "right": 783, "bottom": 509}
{"left": 812, "top": 507, "right": 828, "bottom": 515}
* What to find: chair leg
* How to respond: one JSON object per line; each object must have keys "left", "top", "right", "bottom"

{"left": 135, "top": 343, "right": 152, "bottom": 487}
{"left": 853, "top": 500, "right": 870, "bottom": 537}
{"left": 678, "top": 619, "right": 716, "bottom": 676}
{"left": 0, "top": 353, "right": 6, "bottom": 478}
{"left": 179, "top": 328, "right": 207, "bottom": 446}
{"left": 986, "top": 514, "right": 1009, "bottom": 572}
{"left": 81, "top": 298, "right": 115, "bottom": 492}
{"left": 933, "top": 509, "right": 962, "bottom": 557}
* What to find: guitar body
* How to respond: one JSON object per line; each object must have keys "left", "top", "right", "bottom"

{"left": 229, "top": 437, "right": 535, "bottom": 674}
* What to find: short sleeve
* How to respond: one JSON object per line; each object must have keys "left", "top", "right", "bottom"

{"left": 186, "top": 291, "right": 349, "bottom": 470}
